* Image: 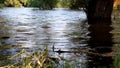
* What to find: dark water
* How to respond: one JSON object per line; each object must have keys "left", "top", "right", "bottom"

{"left": 0, "top": 8, "right": 120, "bottom": 67}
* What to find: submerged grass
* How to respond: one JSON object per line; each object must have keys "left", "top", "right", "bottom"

{"left": 0, "top": 47, "right": 76, "bottom": 68}
{"left": 3, "top": 47, "right": 57, "bottom": 68}
{"left": 113, "top": 54, "right": 120, "bottom": 68}
{"left": 112, "top": 44, "right": 120, "bottom": 68}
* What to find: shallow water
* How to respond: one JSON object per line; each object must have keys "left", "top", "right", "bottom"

{"left": 0, "top": 8, "right": 120, "bottom": 67}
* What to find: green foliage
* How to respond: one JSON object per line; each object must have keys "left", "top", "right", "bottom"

{"left": 19, "top": 0, "right": 28, "bottom": 6}
{"left": 0, "top": 47, "right": 77, "bottom": 68}
{"left": 29, "top": 0, "right": 58, "bottom": 9}
{"left": 0, "top": 0, "right": 5, "bottom": 3}
{"left": 0, "top": 0, "right": 89, "bottom": 10}
{"left": 113, "top": 54, "right": 120, "bottom": 68}
{"left": 57, "top": 0, "right": 70, "bottom": 8}
{"left": 0, "top": 0, "right": 5, "bottom": 8}
{"left": 28, "top": 0, "right": 89, "bottom": 10}
{"left": 4, "top": 0, "right": 28, "bottom": 7}
{"left": 0, "top": 4, "right": 4, "bottom": 8}
{"left": 2, "top": 48, "right": 57, "bottom": 68}
{"left": 69, "top": 0, "right": 89, "bottom": 10}
{"left": 117, "top": 5, "right": 120, "bottom": 11}
{"left": 56, "top": 0, "right": 89, "bottom": 9}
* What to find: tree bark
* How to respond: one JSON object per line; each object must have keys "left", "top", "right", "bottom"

{"left": 87, "top": 0, "right": 114, "bottom": 23}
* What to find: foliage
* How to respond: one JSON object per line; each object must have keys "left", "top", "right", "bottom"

{"left": 0, "top": 4, "right": 4, "bottom": 8}
{"left": 0, "top": 47, "right": 78, "bottom": 68}
{"left": 56, "top": 0, "right": 89, "bottom": 9}
{"left": 0, "top": 0, "right": 5, "bottom": 8}
{"left": 113, "top": 54, "right": 120, "bottom": 68}
{"left": 29, "top": 0, "right": 58, "bottom": 9}
{"left": 0, "top": 0, "right": 90, "bottom": 10}
{"left": 117, "top": 5, "right": 120, "bottom": 11}
{"left": 69, "top": 0, "right": 89, "bottom": 10}
{"left": 0, "top": 0, "right": 5, "bottom": 3}
{"left": 57, "top": 0, "right": 70, "bottom": 8}
{"left": 4, "top": 0, "right": 28, "bottom": 7}
{"left": 1, "top": 48, "right": 57, "bottom": 68}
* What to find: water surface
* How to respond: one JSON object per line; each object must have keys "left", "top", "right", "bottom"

{"left": 0, "top": 8, "right": 120, "bottom": 67}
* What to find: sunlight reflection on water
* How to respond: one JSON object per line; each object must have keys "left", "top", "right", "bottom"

{"left": 0, "top": 8, "right": 88, "bottom": 67}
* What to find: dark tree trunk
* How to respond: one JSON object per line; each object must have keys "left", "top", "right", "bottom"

{"left": 86, "top": 1, "right": 114, "bottom": 67}
{"left": 87, "top": 20, "right": 113, "bottom": 68}
{"left": 87, "top": 0, "right": 114, "bottom": 23}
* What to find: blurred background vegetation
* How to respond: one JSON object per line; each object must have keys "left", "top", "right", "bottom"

{"left": 0, "top": 0, "right": 120, "bottom": 11}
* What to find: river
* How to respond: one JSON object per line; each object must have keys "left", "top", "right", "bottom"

{"left": 0, "top": 8, "right": 120, "bottom": 68}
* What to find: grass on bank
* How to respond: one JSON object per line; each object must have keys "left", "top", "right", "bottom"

{"left": 2, "top": 48, "right": 57, "bottom": 68}
{"left": 0, "top": 47, "right": 76, "bottom": 68}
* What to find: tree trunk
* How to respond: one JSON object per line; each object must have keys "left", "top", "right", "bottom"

{"left": 87, "top": 0, "right": 114, "bottom": 23}
{"left": 87, "top": 20, "right": 113, "bottom": 68}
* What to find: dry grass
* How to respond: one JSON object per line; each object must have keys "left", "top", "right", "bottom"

{"left": 1, "top": 47, "right": 57, "bottom": 68}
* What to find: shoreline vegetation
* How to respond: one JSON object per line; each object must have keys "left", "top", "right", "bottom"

{"left": 0, "top": 47, "right": 78, "bottom": 68}
{"left": 0, "top": 0, "right": 120, "bottom": 68}
{"left": 0, "top": 0, "right": 119, "bottom": 10}
{"left": 0, "top": 45, "right": 120, "bottom": 68}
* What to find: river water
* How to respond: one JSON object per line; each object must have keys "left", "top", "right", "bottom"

{"left": 0, "top": 8, "right": 120, "bottom": 67}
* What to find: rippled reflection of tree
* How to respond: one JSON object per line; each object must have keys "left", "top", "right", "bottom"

{"left": 87, "top": 20, "right": 114, "bottom": 68}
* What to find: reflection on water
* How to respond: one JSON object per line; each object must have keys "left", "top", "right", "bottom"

{"left": 0, "top": 8, "right": 88, "bottom": 47}
{"left": 87, "top": 20, "right": 113, "bottom": 68}
{"left": 0, "top": 8, "right": 120, "bottom": 67}
{"left": 0, "top": 8, "right": 88, "bottom": 67}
